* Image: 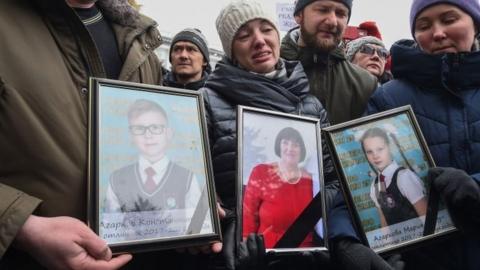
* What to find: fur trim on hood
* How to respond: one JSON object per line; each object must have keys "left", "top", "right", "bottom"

{"left": 97, "top": 0, "right": 139, "bottom": 26}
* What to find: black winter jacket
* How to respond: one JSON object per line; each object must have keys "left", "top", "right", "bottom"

{"left": 164, "top": 70, "right": 209, "bottom": 90}
{"left": 200, "top": 58, "right": 338, "bottom": 209}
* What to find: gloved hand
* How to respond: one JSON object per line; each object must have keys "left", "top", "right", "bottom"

{"left": 429, "top": 167, "right": 480, "bottom": 234}
{"left": 221, "top": 207, "right": 237, "bottom": 270}
{"left": 332, "top": 237, "right": 404, "bottom": 270}
{"left": 222, "top": 208, "right": 266, "bottom": 270}
{"left": 267, "top": 250, "right": 331, "bottom": 270}
{"left": 386, "top": 254, "right": 405, "bottom": 270}
{"left": 236, "top": 234, "right": 266, "bottom": 270}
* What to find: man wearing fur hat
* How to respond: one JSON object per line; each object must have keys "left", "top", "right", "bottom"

{"left": 0, "top": 0, "right": 170, "bottom": 268}
{"left": 164, "top": 28, "right": 211, "bottom": 90}
{"left": 346, "top": 36, "right": 392, "bottom": 84}
{"left": 281, "top": 0, "right": 377, "bottom": 125}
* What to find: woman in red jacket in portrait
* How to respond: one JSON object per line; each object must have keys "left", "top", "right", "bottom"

{"left": 242, "top": 127, "right": 314, "bottom": 248}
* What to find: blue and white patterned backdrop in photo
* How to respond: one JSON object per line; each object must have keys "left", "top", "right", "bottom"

{"left": 97, "top": 86, "right": 207, "bottom": 210}
{"left": 330, "top": 114, "right": 429, "bottom": 232}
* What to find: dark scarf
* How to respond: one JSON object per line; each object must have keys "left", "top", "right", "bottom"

{"left": 204, "top": 58, "right": 310, "bottom": 113}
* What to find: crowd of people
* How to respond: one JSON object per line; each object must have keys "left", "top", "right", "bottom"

{"left": 1, "top": 0, "right": 479, "bottom": 269}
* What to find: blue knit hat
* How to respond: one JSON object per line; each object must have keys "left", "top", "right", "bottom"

{"left": 410, "top": 0, "right": 480, "bottom": 37}
{"left": 294, "top": 0, "right": 353, "bottom": 21}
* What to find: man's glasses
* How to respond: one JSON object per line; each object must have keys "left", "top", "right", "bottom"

{"left": 359, "top": 44, "right": 389, "bottom": 59}
{"left": 129, "top": 124, "right": 166, "bottom": 135}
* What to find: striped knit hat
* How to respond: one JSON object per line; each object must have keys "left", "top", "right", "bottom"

{"left": 345, "top": 36, "right": 385, "bottom": 61}
{"left": 170, "top": 28, "right": 210, "bottom": 71}
{"left": 215, "top": 0, "right": 279, "bottom": 60}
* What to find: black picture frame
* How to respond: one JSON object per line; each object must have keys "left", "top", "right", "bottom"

{"left": 323, "top": 105, "right": 455, "bottom": 254}
{"left": 87, "top": 78, "right": 221, "bottom": 253}
{"left": 236, "top": 106, "right": 328, "bottom": 253}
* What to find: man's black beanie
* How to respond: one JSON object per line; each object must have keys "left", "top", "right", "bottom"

{"left": 294, "top": 0, "right": 353, "bottom": 21}
{"left": 170, "top": 28, "right": 210, "bottom": 71}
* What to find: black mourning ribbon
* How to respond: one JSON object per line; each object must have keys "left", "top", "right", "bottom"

{"left": 273, "top": 191, "right": 324, "bottom": 248}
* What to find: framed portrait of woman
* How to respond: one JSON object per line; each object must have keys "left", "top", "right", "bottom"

{"left": 323, "top": 105, "right": 455, "bottom": 254}
{"left": 236, "top": 106, "right": 327, "bottom": 253}
{"left": 87, "top": 78, "right": 221, "bottom": 253}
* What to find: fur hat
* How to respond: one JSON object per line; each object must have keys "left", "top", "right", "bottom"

{"left": 215, "top": 0, "right": 279, "bottom": 60}
{"left": 294, "top": 0, "right": 353, "bottom": 20}
{"left": 410, "top": 0, "right": 480, "bottom": 37}
{"left": 345, "top": 36, "right": 385, "bottom": 61}
{"left": 170, "top": 28, "right": 210, "bottom": 70}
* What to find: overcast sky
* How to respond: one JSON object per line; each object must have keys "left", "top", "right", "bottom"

{"left": 139, "top": 0, "right": 414, "bottom": 51}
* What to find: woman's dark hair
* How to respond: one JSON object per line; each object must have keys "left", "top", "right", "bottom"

{"left": 274, "top": 127, "right": 306, "bottom": 162}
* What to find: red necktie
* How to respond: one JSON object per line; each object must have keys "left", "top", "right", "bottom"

{"left": 144, "top": 167, "right": 157, "bottom": 194}
{"left": 379, "top": 173, "right": 387, "bottom": 192}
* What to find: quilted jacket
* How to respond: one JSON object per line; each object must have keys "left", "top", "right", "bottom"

{"left": 367, "top": 39, "right": 480, "bottom": 270}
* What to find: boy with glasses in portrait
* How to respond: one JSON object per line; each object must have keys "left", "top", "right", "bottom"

{"left": 104, "top": 99, "right": 203, "bottom": 239}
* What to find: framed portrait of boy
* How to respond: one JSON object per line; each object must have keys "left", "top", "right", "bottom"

{"left": 87, "top": 78, "right": 221, "bottom": 253}
{"left": 323, "top": 105, "right": 455, "bottom": 254}
{"left": 236, "top": 106, "right": 327, "bottom": 253}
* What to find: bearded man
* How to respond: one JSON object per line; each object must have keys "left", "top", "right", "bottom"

{"left": 281, "top": 0, "right": 377, "bottom": 124}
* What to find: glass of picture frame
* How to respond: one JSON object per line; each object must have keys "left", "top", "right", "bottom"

{"left": 87, "top": 78, "right": 221, "bottom": 253}
{"left": 237, "top": 106, "right": 327, "bottom": 253}
{"left": 323, "top": 105, "right": 455, "bottom": 254}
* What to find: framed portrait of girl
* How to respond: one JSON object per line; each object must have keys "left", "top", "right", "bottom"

{"left": 323, "top": 105, "right": 455, "bottom": 254}
{"left": 237, "top": 106, "right": 327, "bottom": 253}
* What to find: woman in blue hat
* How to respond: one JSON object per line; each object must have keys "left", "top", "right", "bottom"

{"left": 366, "top": 0, "right": 480, "bottom": 269}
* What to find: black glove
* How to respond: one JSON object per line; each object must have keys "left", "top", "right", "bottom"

{"left": 266, "top": 250, "right": 331, "bottom": 270}
{"left": 222, "top": 208, "right": 266, "bottom": 270}
{"left": 332, "top": 238, "right": 404, "bottom": 270}
{"left": 222, "top": 207, "right": 237, "bottom": 270}
{"left": 237, "top": 234, "right": 266, "bottom": 270}
{"left": 429, "top": 167, "right": 480, "bottom": 234}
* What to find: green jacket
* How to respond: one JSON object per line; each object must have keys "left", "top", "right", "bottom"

{"left": 280, "top": 27, "right": 377, "bottom": 124}
{"left": 0, "top": 0, "right": 162, "bottom": 264}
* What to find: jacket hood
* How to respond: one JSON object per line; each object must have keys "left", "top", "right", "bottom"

{"left": 204, "top": 58, "right": 310, "bottom": 113}
{"left": 96, "top": 0, "right": 139, "bottom": 26}
{"left": 280, "top": 27, "right": 347, "bottom": 68}
{"left": 392, "top": 39, "right": 480, "bottom": 91}
{"left": 33, "top": 0, "right": 156, "bottom": 28}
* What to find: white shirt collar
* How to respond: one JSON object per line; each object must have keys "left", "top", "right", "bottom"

{"left": 379, "top": 160, "right": 400, "bottom": 178}
{"left": 138, "top": 156, "right": 170, "bottom": 185}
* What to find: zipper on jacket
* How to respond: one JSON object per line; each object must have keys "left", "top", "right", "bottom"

{"left": 297, "top": 102, "right": 303, "bottom": 115}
